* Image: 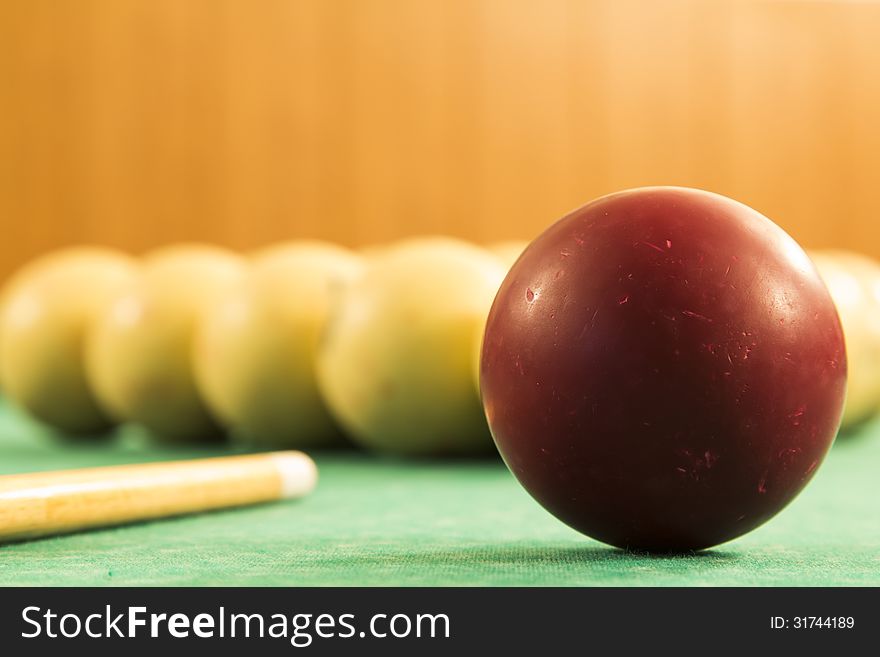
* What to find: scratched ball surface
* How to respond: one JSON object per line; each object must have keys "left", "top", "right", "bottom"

{"left": 480, "top": 187, "right": 846, "bottom": 551}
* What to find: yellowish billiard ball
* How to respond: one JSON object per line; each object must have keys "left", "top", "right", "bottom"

{"left": 810, "top": 249, "right": 880, "bottom": 429}
{"left": 86, "top": 244, "right": 245, "bottom": 442}
{"left": 0, "top": 247, "right": 138, "bottom": 434}
{"left": 317, "top": 237, "right": 505, "bottom": 455}
{"left": 194, "top": 241, "right": 364, "bottom": 448}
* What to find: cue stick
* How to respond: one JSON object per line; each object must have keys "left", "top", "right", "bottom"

{"left": 0, "top": 451, "right": 317, "bottom": 542}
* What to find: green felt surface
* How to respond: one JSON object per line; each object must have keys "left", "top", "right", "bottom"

{"left": 0, "top": 400, "right": 879, "bottom": 587}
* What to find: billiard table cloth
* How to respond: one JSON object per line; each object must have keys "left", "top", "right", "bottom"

{"left": 0, "top": 400, "right": 878, "bottom": 587}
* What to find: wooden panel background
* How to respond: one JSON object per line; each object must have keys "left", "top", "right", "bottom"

{"left": 1, "top": 0, "right": 879, "bottom": 280}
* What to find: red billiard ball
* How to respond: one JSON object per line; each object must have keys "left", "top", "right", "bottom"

{"left": 480, "top": 187, "right": 846, "bottom": 551}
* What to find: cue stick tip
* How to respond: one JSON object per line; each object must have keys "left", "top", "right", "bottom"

{"left": 270, "top": 451, "right": 318, "bottom": 499}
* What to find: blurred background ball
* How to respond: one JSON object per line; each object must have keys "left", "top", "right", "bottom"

{"left": 0, "top": 248, "right": 138, "bottom": 434}
{"left": 317, "top": 237, "right": 504, "bottom": 456}
{"left": 194, "top": 241, "right": 364, "bottom": 448}
{"left": 86, "top": 244, "right": 245, "bottom": 442}
{"left": 810, "top": 249, "right": 880, "bottom": 430}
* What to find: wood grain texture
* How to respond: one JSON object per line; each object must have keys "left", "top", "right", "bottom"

{"left": 1, "top": 0, "right": 879, "bottom": 281}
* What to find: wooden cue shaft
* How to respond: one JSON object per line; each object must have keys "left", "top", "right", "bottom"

{"left": 0, "top": 451, "right": 317, "bottom": 542}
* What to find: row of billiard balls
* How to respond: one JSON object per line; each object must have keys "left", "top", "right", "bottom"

{"left": 1, "top": 226, "right": 878, "bottom": 462}
{"left": 2, "top": 186, "right": 878, "bottom": 552}
{"left": 0, "top": 237, "right": 524, "bottom": 454}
